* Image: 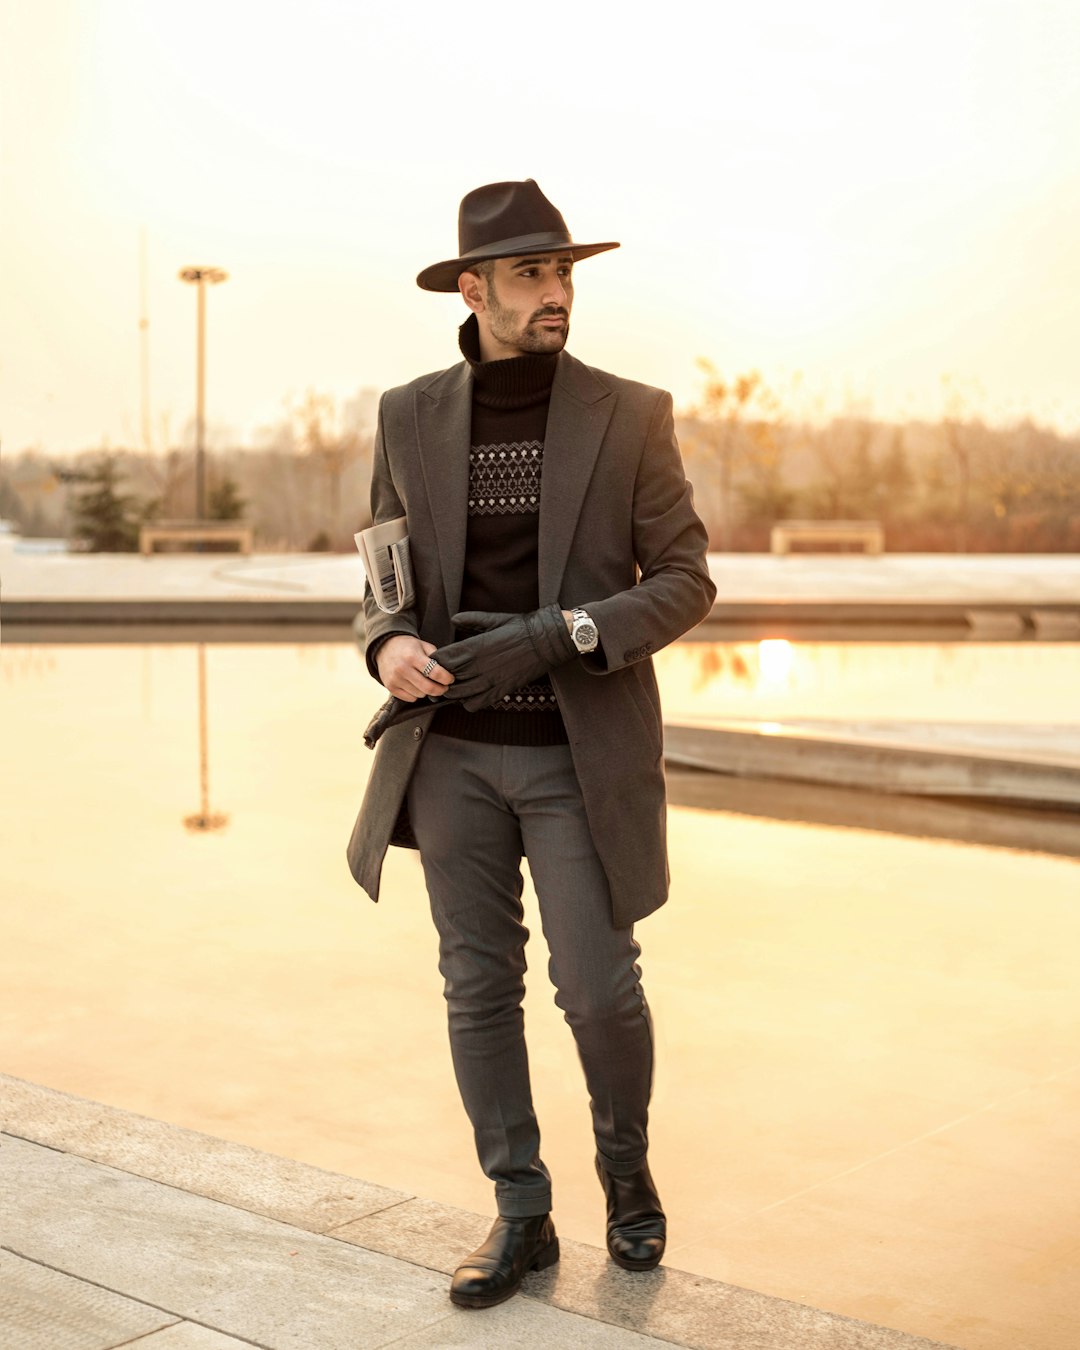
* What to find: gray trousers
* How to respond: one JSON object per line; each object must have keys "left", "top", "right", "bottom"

{"left": 406, "top": 732, "right": 655, "bottom": 1218}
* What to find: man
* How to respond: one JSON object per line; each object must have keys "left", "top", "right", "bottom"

{"left": 347, "top": 179, "right": 716, "bottom": 1309}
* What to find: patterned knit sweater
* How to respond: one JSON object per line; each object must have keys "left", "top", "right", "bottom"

{"left": 431, "top": 315, "right": 569, "bottom": 747}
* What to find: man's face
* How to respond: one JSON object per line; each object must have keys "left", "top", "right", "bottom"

{"left": 468, "top": 253, "right": 574, "bottom": 359}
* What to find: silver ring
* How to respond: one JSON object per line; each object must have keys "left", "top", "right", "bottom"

{"left": 421, "top": 657, "right": 437, "bottom": 678}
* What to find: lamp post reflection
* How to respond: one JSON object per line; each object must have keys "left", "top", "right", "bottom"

{"left": 183, "top": 644, "right": 229, "bottom": 834}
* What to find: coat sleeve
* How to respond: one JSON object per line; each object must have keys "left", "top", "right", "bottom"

{"left": 362, "top": 393, "right": 422, "bottom": 683}
{"left": 580, "top": 390, "right": 716, "bottom": 674}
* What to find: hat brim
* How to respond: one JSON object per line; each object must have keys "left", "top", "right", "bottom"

{"left": 417, "top": 240, "right": 620, "bottom": 293}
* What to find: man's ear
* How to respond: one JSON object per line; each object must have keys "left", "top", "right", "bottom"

{"left": 458, "top": 269, "right": 486, "bottom": 314}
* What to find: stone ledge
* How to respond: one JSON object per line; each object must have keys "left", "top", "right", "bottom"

{"left": 4, "top": 596, "right": 1080, "bottom": 636}
{"left": 663, "top": 722, "right": 1080, "bottom": 809}
{"left": 331, "top": 1195, "right": 958, "bottom": 1350}
{"left": 0, "top": 1073, "right": 408, "bottom": 1234}
{"left": 0, "top": 1076, "right": 958, "bottom": 1350}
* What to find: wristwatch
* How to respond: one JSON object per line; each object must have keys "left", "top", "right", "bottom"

{"left": 570, "top": 607, "right": 599, "bottom": 654}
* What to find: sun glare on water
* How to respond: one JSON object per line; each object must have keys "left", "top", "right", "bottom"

{"left": 757, "top": 639, "right": 794, "bottom": 685}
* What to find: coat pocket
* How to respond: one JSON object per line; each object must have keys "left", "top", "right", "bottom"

{"left": 624, "top": 666, "right": 663, "bottom": 754}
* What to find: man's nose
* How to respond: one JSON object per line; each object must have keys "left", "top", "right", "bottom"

{"left": 542, "top": 276, "right": 568, "bottom": 308}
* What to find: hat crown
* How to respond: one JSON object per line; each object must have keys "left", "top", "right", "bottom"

{"left": 416, "top": 179, "right": 617, "bottom": 291}
{"left": 458, "top": 179, "right": 570, "bottom": 256}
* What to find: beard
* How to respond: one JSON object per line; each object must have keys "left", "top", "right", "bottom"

{"left": 486, "top": 280, "right": 570, "bottom": 355}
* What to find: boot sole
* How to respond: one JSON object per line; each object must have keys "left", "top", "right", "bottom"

{"left": 449, "top": 1238, "right": 561, "bottom": 1309}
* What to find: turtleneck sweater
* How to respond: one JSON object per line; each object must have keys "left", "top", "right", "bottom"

{"left": 431, "top": 315, "right": 569, "bottom": 746}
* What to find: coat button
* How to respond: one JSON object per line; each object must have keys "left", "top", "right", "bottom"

{"left": 413, "top": 726, "right": 424, "bottom": 740}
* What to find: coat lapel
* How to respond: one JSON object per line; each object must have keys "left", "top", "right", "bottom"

{"left": 415, "top": 362, "right": 472, "bottom": 620}
{"left": 538, "top": 352, "right": 616, "bottom": 604}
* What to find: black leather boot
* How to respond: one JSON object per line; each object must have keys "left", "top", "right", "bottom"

{"left": 595, "top": 1155, "right": 666, "bottom": 1271}
{"left": 449, "top": 1213, "right": 560, "bottom": 1308}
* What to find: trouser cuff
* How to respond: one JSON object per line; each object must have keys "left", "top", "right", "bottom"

{"left": 596, "top": 1148, "right": 648, "bottom": 1179}
{"left": 495, "top": 1188, "right": 553, "bottom": 1219}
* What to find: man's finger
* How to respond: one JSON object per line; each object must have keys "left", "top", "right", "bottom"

{"left": 423, "top": 662, "right": 455, "bottom": 687}
{"left": 416, "top": 657, "right": 454, "bottom": 688}
{"left": 391, "top": 680, "right": 440, "bottom": 702}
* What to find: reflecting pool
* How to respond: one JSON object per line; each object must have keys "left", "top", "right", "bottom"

{"left": 2, "top": 638, "right": 1079, "bottom": 1350}
{"left": 656, "top": 637, "right": 1080, "bottom": 724}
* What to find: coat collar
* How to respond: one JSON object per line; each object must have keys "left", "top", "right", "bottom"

{"left": 414, "top": 350, "right": 615, "bottom": 618}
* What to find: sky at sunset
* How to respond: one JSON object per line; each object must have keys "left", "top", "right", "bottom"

{"left": 2, "top": 0, "right": 1079, "bottom": 455}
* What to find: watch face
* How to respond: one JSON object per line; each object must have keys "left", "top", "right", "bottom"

{"left": 575, "top": 623, "right": 598, "bottom": 649}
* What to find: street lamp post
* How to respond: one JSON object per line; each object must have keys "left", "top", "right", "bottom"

{"left": 178, "top": 266, "right": 228, "bottom": 520}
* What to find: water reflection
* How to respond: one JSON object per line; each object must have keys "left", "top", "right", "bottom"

{"left": 2, "top": 636, "right": 1078, "bottom": 1343}
{"left": 756, "top": 637, "right": 793, "bottom": 685}
{"left": 183, "top": 644, "right": 229, "bottom": 834}
{"left": 1, "top": 645, "right": 58, "bottom": 683}
{"left": 682, "top": 642, "right": 750, "bottom": 690}
{"left": 2, "top": 638, "right": 1077, "bottom": 853}
{"left": 658, "top": 638, "right": 1080, "bottom": 724}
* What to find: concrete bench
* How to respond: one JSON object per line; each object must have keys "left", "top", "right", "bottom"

{"left": 140, "top": 520, "right": 254, "bottom": 556}
{"left": 771, "top": 519, "right": 884, "bottom": 555}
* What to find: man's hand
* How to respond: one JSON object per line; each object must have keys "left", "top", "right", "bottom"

{"left": 375, "top": 635, "right": 454, "bottom": 702}
{"left": 432, "top": 605, "right": 576, "bottom": 712}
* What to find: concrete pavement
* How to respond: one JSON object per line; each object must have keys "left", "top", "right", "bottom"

{"left": 3, "top": 538, "right": 1079, "bottom": 630}
{"left": 0, "top": 1077, "right": 956, "bottom": 1350}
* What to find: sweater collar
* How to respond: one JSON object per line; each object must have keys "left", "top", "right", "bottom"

{"left": 458, "top": 314, "right": 558, "bottom": 410}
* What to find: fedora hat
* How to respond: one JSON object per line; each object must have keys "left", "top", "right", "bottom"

{"left": 417, "top": 179, "right": 619, "bottom": 292}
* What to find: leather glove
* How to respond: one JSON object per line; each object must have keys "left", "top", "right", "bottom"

{"left": 433, "top": 605, "right": 577, "bottom": 712}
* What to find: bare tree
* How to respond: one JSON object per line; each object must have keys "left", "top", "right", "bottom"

{"left": 940, "top": 375, "right": 984, "bottom": 553}
{"left": 690, "top": 361, "right": 781, "bottom": 550}
{"left": 804, "top": 416, "right": 881, "bottom": 520}
{"left": 289, "top": 390, "right": 366, "bottom": 550}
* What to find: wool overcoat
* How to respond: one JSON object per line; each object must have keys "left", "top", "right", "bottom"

{"left": 346, "top": 348, "right": 716, "bottom": 928}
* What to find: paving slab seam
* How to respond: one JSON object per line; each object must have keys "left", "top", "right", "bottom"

{"left": 103, "top": 1326, "right": 212, "bottom": 1350}
{"left": 0, "top": 1245, "right": 274, "bottom": 1350}
{"left": 108, "top": 1333, "right": 295, "bottom": 1350}
{"left": 100, "top": 1332, "right": 179, "bottom": 1350}
{"left": 361, "top": 1306, "right": 683, "bottom": 1350}
{"left": 356, "top": 1311, "right": 460, "bottom": 1350}
{"left": 1, "top": 1129, "right": 68, "bottom": 1154}
{"left": 102, "top": 1331, "right": 181, "bottom": 1350}
{"left": 0, "top": 1128, "right": 415, "bottom": 1240}
{"left": 320, "top": 1195, "right": 416, "bottom": 1234}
